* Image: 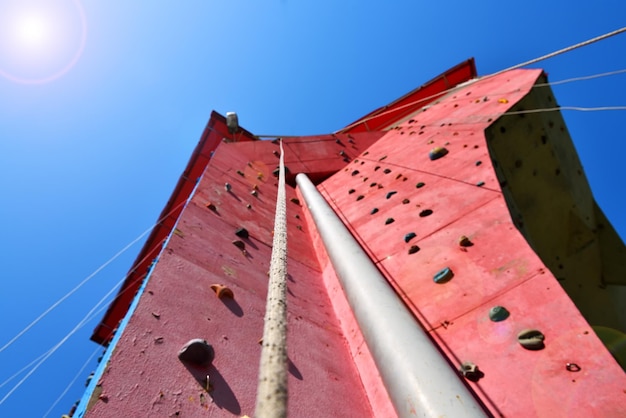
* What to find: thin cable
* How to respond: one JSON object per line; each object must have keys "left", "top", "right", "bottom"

{"left": 41, "top": 345, "right": 101, "bottom": 418}
{"left": 494, "top": 26, "right": 626, "bottom": 75}
{"left": 504, "top": 105, "right": 626, "bottom": 115}
{"left": 0, "top": 350, "right": 49, "bottom": 390}
{"left": 255, "top": 140, "right": 289, "bottom": 418}
{"left": 0, "top": 200, "right": 185, "bottom": 355}
{"left": 0, "top": 237, "right": 167, "bottom": 405}
{"left": 535, "top": 68, "right": 626, "bottom": 87}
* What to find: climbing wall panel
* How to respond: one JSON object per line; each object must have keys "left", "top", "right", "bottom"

{"left": 320, "top": 69, "right": 626, "bottom": 417}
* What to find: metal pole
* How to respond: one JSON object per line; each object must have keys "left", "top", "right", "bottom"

{"left": 255, "top": 141, "right": 289, "bottom": 418}
{"left": 296, "top": 173, "right": 486, "bottom": 418}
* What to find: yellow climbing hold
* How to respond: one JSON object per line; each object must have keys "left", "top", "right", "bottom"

{"left": 498, "top": 98, "right": 509, "bottom": 104}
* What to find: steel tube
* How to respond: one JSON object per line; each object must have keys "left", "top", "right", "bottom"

{"left": 296, "top": 173, "right": 486, "bottom": 418}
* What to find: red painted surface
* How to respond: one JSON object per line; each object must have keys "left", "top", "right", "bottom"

{"left": 92, "top": 112, "right": 258, "bottom": 345}
{"left": 319, "top": 69, "right": 626, "bottom": 416}
{"left": 85, "top": 136, "right": 388, "bottom": 417}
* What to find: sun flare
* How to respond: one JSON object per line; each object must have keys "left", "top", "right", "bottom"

{"left": 0, "top": 0, "right": 86, "bottom": 84}
{"left": 13, "top": 13, "right": 52, "bottom": 50}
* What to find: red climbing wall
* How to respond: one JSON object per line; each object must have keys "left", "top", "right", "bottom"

{"left": 318, "top": 69, "right": 626, "bottom": 417}
{"left": 82, "top": 133, "right": 390, "bottom": 417}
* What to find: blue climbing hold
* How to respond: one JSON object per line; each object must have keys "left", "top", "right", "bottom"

{"left": 433, "top": 267, "right": 454, "bottom": 284}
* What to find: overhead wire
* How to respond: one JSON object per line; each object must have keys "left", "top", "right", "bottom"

{"left": 0, "top": 236, "right": 168, "bottom": 407}
{"left": 0, "top": 200, "right": 187, "bottom": 355}
{"left": 41, "top": 345, "right": 101, "bottom": 418}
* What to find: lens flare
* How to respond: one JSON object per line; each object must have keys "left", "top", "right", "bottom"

{"left": 0, "top": 0, "right": 87, "bottom": 84}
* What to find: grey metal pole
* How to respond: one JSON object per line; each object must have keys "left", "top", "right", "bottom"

{"left": 296, "top": 173, "right": 486, "bottom": 418}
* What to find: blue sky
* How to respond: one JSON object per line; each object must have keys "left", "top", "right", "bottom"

{"left": 1, "top": 1, "right": 625, "bottom": 416}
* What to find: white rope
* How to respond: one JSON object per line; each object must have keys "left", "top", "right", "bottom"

{"left": 255, "top": 140, "right": 289, "bottom": 418}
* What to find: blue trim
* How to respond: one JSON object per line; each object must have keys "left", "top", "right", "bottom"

{"left": 74, "top": 181, "right": 201, "bottom": 417}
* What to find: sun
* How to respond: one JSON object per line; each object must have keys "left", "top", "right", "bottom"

{"left": 0, "top": 0, "right": 87, "bottom": 84}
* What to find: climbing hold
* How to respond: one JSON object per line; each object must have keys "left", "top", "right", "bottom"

{"left": 476, "top": 181, "right": 485, "bottom": 187}
{"left": 475, "top": 161, "right": 482, "bottom": 166}
{"left": 370, "top": 182, "right": 377, "bottom": 187}
{"left": 235, "top": 227, "right": 249, "bottom": 239}
{"left": 273, "top": 150, "right": 279, "bottom": 156}
{"left": 236, "top": 170, "right": 245, "bottom": 177}
{"left": 460, "top": 362, "right": 482, "bottom": 382}
{"left": 339, "top": 150, "right": 346, "bottom": 157}
{"left": 419, "top": 209, "right": 433, "bottom": 217}
{"left": 498, "top": 98, "right": 509, "bottom": 104}
{"left": 178, "top": 339, "right": 215, "bottom": 366}
{"left": 294, "top": 214, "right": 300, "bottom": 219}
{"left": 404, "top": 232, "right": 417, "bottom": 243}
{"left": 383, "top": 168, "right": 391, "bottom": 174}
{"left": 566, "top": 363, "right": 581, "bottom": 372}
{"left": 370, "top": 208, "right": 379, "bottom": 215}
{"left": 385, "top": 218, "right": 395, "bottom": 225}
{"left": 232, "top": 240, "right": 246, "bottom": 250}
{"left": 206, "top": 202, "right": 217, "bottom": 212}
{"left": 408, "top": 245, "right": 420, "bottom": 254}
{"left": 402, "top": 198, "right": 410, "bottom": 204}
{"left": 290, "top": 197, "right": 300, "bottom": 205}
{"left": 489, "top": 306, "right": 510, "bottom": 322}
{"left": 224, "top": 183, "right": 232, "bottom": 191}
{"left": 363, "top": 151, "right": 369, "bottom": 156}
{"left": 251, "top": 189, "right": 258, "bottom": 197}
{"left": 374, "top": 166, "right": 381, "bottom": 171}
{"left": 356, "top": 195, "right": 365, "bottom": 201}
{"left": 395, "top": 174, "right": 402, "bottom": 180}
{"left": 416, "top": 182, "right": 425, "bottom": 188}
{"left": 517, "top": 329, "right": 545, "bottom": 350}
{"left": 377, "top": 184, "right": 384, "bottom": 189}
{"left": 272, "top": 168, "right": 280, "bottom": 177}
{"left": 379, "top": 155, "right": 387, "bottom": 161}
{"left": 351, "top": 170, "right": 360, "bottom": 176}
{"left": 433, "top": 267, "right": 454, "bottom": 284}
{"left": 429, "top": 147, "right": 449, "bottom": 161}
{"left": 246, "top": 204, "right": 252, "bottom": 209}
{"left": 336, "top": 139, "right": 343, "bottom": 145}
{"left": 458, "top": 235, "right": 472, "bottom": 247}
{"left": 210, "top": 284, "right": 234, "bottom": 299}
{"left": 348, "top": 189, "right": 356, "bottom": 194}
{"left": 386, "top": 191, "right": 397, "bottom": 199}
{"left": 296, "top": 225, "right": 303, "bottom": 231}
